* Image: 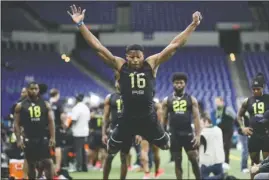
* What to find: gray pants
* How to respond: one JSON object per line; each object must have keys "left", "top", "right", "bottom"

{"left": 254, "top": 173, "right": 269, "bottom": 180}
{"left": 74, "top": 136, "right": 87, "bottom": 171}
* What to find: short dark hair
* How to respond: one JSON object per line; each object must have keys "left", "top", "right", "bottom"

{"left": 27, "top": 81, "right": 38, "bottom": 88}
{"left": 75, "top": 94, "right": 84, "bottom": 102}
{"left": 202, "top": 115, "right": 212, "bottom": 124}
{"left": 172, "top": 72, "right": 188, "bottom": 83}
{"left": 126, "top": 44, "right": 144, "bottom": 53}
{"left": 50, "top": 88, "right": 59, "bottom": 98}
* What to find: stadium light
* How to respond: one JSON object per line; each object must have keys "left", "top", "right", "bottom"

{"left": 67, "top": 98, "right": 74, "bottom": 105}
{"left": 65, "top": 57, "right": 70, "bottom": 62}
{"left": 230, "top": 53, "right": 236, "bottom": 61}
{"left": 61, "top": 54, "right": 67, "bottom": 60}
{"left": 90, "top": 94, "right": 100, "bottom": 105}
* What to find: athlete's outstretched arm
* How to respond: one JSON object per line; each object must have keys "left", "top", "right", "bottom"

{"left": 14, "top": 103, "right": 23, "bottom": 146}
{"left": 147, "top": 12, "right": 202, "bottom": 69}
{"left": 67, "top": 5, "right": 124, "bottom": 70}
{"left": 155, "top": 102, "right": 163, "bottom": 122}
{"left": 46, "top": 102, "right": 56, "bottom": 146}
{"left": 191, "top": 96, "right": 201, "bottom": 136}
{"left": 162, "top": 97, "right": 169, "bottom": 127}
{"left": 237, "top": 98, "right": 253, "bottom": 135}
{"left": 237, "top": 98, "right": 248, "bottom": 127}
{"left": 191, "top": 96, "right": 201, "bottom": 147}
{"left": 102, "top": 94, "right": 111, "bottom": 144}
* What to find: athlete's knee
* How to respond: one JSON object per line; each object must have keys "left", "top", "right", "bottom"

{"left": 187, "top": 150, "right": 198, "bottom": 163}
{"left": 106, "top": 154, "right": 115, "bottom": 163}
{"left": 120, "top": 152, "right": 128, "bottom": 165}
{"left": 153, "top": 132, "right": 170, "bottom": 150}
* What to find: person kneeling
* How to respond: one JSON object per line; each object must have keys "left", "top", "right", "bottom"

{"left": 199, "top": 116, "right": 225, "bottom": 180}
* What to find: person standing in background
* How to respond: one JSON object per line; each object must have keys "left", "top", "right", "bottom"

{"left": 236, "top": 98, "right": 250, "bottom": 173}
{"left": 71, "top": 94, "right": 90, "bottom": 172}
{"left": 213, "top": 97, "right": 236, "bottom": 170}
{"left": 49, "top": 88, "right": 67, "bottom": 173}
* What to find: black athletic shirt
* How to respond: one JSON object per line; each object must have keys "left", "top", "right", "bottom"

{"left": 89, "top": 110, "right": 103, "bottom": 131}
{"left": 246, "top": 94, "right": 269, "bottom": 135}
{"left": 167, "top": 93, "right": 193, "bottom": 134}
{"left": 51, "top": 101, "right": 64, "bottom": 129}
{"left": 19, "top": 98, "right": 49, "bottom": 139}
{"left": 119, "top": 61, "right": 155, "bottom": 117}
{"left": 109, "top": 92, "right": 122, "bottom": 129}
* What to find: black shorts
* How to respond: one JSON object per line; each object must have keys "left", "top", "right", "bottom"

{"left": 170, "top": 130, "right": 195, "bottom": 152}
{"left": 24, "top": 137, "right": 51, "bottom": 162}
{"left": 56, "top": 128, "right": 66, "bottom": 148}
{"left": 248, "top": 134, "right": 269, "bottom": 153}
{"left": 108, "top": 113, "right": 169, "bottom": 154}
{"left": 89, "top": 130, "right": 105, "bottom": 150}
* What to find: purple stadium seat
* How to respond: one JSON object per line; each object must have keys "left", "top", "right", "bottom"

{"left": 2, "top": 49, "right": 109, "bottom": 117}
{"left": 131, "top": 2, "right": 252, "bottom": 31}
{"left": 26, "top": 1, "right": 116, "bottom": 24}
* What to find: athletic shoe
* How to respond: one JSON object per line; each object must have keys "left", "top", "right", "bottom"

{"left": 242, "top": 168, "right": 249, "bottom": 173}
{"left": 155, "top": 169, "right": 164, "bottom": 178}
{"left": 143, "top": 173, "right": 152, "bottom": 179}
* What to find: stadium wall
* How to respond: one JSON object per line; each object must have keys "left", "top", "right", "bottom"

{"left": 8, "top": 31, "right": 269, "bottom": 52}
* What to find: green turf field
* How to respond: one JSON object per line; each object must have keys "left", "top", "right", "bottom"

{"left": 70, "top": 148, "right": 251, "bottom": 179}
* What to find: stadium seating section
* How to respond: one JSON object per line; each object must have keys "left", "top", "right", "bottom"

{"left": 131, "top": 2, "right": 252, "bottom": 31}
{"left": 242, "top": 52, "right": 269, "bottom": 93}
{"left": 77, "top": 46, "right": 237, "bottom": 112}
{"left": 26, "top": 1, "right": 117, "bottom": 25}
{"left": 2, "top": 7, "right": 39, "bottom": 31}
{"left": 1, "top": 49, "right": 109, "bottom": 116}
{"left": 1, "top": 2, "right": 251, "bottom": 31}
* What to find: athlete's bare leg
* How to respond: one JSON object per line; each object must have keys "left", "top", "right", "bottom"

{"left": 250, "top": 152, "right": 260, "bottom": 179}
{"left": 152, "top": 145, "right": 161, "bottom": 175}
{"left": 55, "top": 147, "right": 62, "bottom": 172}
{"left": 140, "top": 140, "right": 150, "bottom": 174}
{"left": 186, "top": 150, "right": 200, "bottom": 179}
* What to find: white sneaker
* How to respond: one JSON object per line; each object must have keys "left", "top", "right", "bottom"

{"left": 222, "top": 163, "right": 230, "bottom": 171}
{"left": 242, "top": 168, "right": 249, "bottom": 173}
{"left": 143, "top": 173, "right": 152, "bottom": 179}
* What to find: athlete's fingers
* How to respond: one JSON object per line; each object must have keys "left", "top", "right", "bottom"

{"left": 73, "top": 4, "right": 77, "bottom": 14}
{"left": 67, "top": 11, "right": 72, "bottom": 17}
{"left": 70, "top": 5, "right": 74, "bottom": 14}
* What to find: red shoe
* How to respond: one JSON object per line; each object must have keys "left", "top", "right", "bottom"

{"left": 155, "top": 169, "right": 164, "bottom": 178}
{"left": 95, "top": 161, "right": 102, "bottom": 169}
{"left": 128, "top": 166, "right": 132, "bottom": 171}
{"left": 143, "top": 172, "right": 152, "bottom": 179}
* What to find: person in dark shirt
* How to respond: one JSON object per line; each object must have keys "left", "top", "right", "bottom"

{"left": 14, "top": 82, "right": 55, "bottom": 179}
{"left": 162, "top": 73, "right": 201, "bottom": 179}
{"left": 237, "top": 75, "right": 269, "bottom": 179}
{"left": 49, "top": 88, "right": 66, "bottom": 173}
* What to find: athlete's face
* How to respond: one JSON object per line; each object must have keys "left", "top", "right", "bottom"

{"left": 20, "top": 88, "right": 27, "bottom": 98}
{"left": 252, "top": 87, "right": 263, "bottom": 97}
{"left": 27, "top": 84, "right": 39, "bottom": 98}
{"left": 173, "top": 80, "right": 186, "bottom": 94}
{"left": 126, "top": 50, "right": 144, "bottom": 69}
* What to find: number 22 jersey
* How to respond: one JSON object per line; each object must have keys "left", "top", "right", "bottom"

{"left": 119, "top": 61, "right": 155, "bottom": 117}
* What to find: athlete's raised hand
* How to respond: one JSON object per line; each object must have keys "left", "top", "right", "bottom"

{"left": 192, "top": 11, "right": 202, "bottom": 26}
{"left": 67, "top": 4, "right": 86, "bottom": 24}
